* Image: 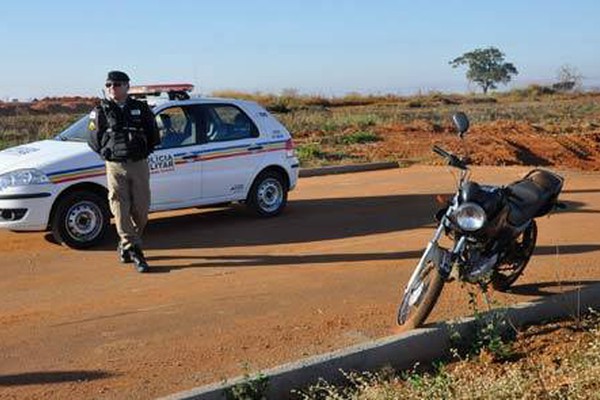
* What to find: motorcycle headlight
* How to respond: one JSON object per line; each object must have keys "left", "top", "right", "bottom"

{"left": 0, "top": 169, "right": 50, "bottom": 191}
{"left": 454, "top": 202, "right": 486, "bottom": 231}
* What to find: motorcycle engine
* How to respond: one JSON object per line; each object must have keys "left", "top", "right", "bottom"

{"left": 460, "top": 245, "right": 499, "bottom": 283}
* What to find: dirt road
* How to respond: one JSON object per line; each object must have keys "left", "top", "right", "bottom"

{"left": 1, "top": 166, "right": 599, "bottom": 399}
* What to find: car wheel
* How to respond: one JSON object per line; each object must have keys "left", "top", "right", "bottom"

{"left": 246, "top": 170, "right": 288, "bottom": 217}
{"left": 51, "top": 191, "right": 110, "bottom": 249}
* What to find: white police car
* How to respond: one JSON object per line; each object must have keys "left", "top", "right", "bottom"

{"left": 0, "top": 84, "right": 299, "bottom": 248}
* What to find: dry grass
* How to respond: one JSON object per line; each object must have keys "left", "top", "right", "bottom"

{"left": 280, "top": 93, "right": 600, "bottom": 168}
{"left": 295, "top": 311, "right": 600, "bottom": 399}
{"left": 0, "top": 113, "right": 81, "bottom": 149}
{"left": 1, "top": 90, "right": 600, "bottom": 170}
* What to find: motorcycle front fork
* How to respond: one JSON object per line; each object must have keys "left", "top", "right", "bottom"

{"left": 440, "top": 234, "right": 467, "bottom": 279}
{"left": 403, "top": 215, "right": 467, "bottom": 295}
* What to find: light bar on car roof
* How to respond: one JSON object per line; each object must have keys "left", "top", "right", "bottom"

{"left": 129, "top": 84, "right": 194, "bottom": 95}
{"left": 129, "top": 83, "right": 194, "bottom": 101}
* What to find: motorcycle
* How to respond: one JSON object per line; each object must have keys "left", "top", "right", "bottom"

{"left": 397, "top": 112, "right": 564, "bottom": 329}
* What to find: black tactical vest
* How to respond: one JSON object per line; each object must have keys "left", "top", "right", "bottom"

{"left": 100, "top": 99, "right": 148, "bottom": 161}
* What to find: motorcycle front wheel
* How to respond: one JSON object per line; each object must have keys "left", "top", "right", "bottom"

{"left": 397, "top": 246, "right": 446, "bottom": 330}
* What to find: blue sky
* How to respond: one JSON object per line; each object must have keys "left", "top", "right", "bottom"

{"left": 0, "top": 0, "right": 598, "bottom": 99}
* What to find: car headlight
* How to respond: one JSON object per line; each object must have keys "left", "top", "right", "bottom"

{"left": 0, "top": 169, "right": 50, "bottom": 191}
{"left": 454, "top": 202, "right": 486, "bottom": 231}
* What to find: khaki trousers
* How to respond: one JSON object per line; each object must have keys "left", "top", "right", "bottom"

{"left": 106, "top": 160, "right": 151, "bottom": 249}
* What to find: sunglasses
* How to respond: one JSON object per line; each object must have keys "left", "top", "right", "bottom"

{"left": 105, "top": 82, "right": 125, "bottom": 88}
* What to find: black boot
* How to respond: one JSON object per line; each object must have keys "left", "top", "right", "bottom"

{"left": 118, "top": 244, "right": 132, "bottom": 264}
{"left": 130, "top": 245, "right": 149, "bottom": 273}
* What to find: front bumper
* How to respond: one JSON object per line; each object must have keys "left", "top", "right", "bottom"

{"left": 0, "top": 187, "right": 56, "bottom": 231}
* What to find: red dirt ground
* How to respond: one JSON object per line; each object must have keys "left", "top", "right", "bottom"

{"left": 1, "top": 166, "right": 599, "bottom": 399}
{"left": 366, "top": 120, "right": 600, "bottom": 170}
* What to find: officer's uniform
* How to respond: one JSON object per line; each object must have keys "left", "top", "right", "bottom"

{"left": 87, "top": 73, "right": 160, "bottom": 272}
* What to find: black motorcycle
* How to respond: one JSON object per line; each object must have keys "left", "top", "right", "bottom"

{"left": 397, "top": 112, "right": 564, "bottom": 329}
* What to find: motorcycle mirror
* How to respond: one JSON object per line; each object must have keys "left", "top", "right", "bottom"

{"left": 452, "top": 112, "right": 470, "bottom": 138}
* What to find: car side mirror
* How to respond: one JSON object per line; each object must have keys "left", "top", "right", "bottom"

{"left": 452, "top": 112, "right": 469, "bottom": 138}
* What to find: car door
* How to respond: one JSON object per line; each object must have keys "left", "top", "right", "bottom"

{"left": 149, "top": 105, "right": 202, "bottom": 208}
{"left": 197, "top": 104, "right": 264, "bottom": 200}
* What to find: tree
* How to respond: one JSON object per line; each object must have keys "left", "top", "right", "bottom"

{"left": 450, "top": 47, "right": 518, "bottom": 94}
{"left": 553, "top": 64, "right": 583, "bottom": 92}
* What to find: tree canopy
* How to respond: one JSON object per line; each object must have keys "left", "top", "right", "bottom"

{"left": 450, "top": 47, "right": 518, "bottom": 94}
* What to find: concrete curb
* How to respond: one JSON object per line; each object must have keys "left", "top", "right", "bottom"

{"left": 159, "top": 283, "right": 600, "bottom": 400}
{"left": 299, "top": 161, "right": 399, "bottom": 178}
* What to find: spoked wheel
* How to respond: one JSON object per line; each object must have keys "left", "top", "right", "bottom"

{"left": 397, "top": 245, "right": 446, "bottom": 330}
{"left": 491, "top": 221, "right": 537, "bottom": 291}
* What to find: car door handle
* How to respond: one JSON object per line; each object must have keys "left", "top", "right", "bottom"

{"left": 182, "top": 155, "right": 196, "bottom": 160}
{"left": 248, "top": 145, "right": 263, "bottom": 151}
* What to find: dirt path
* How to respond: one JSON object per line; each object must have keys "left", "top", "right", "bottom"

{"left": 1, "top": 166, "right": 599, "bottom": 399}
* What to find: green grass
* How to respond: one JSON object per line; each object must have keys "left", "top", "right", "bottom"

{"left": 296, "top": 143, "right": 325, "bottom": 163}
{"left": 337, "top": 131, "right": 381, "bottom": 145}
{"left": 295, "top": 142, "right": 361, "bottom": 167}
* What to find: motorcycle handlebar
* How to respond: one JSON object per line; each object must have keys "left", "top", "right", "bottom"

{"left": 431, "top": 145, "right": 468, "bottom": 170}
{"left": 432, "top": 145, "right": 450, "bottom": 158}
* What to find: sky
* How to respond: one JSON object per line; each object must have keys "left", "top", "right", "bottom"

{"left": 0, "top": 0, "right": 598, "bottom": 99}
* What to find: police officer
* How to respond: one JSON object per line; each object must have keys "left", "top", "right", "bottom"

{"left": 87, "top": 71, "right": 160, "bottom": 273}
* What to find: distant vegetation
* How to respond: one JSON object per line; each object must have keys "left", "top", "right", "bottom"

{"left": 450, "top": 47, "right": 518, "bottom": 94}
{"left": 0, "top": 113, "right": 80, "bottom": 150}
{"left": 553, "top": 64, "right": 584, "bottom": 92}
{"left": 1, "top": 88, "right": 599, "bottom": 169}
{"left": 0, "top": 96, "right": 97, "bottom": 116}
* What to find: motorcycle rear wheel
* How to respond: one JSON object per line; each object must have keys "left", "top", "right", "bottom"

{"left": 397, "top": 248, "right": 446, "bottom": 330}
{"left": 491, "top": 220, "right": 538, "bottom": 291}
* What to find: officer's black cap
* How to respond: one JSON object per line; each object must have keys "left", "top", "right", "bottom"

{"left": 106, "top": 70, "right": 130, "bottom": 82}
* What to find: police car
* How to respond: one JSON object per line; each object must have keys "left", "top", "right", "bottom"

{"left": 0, "top": 84, "right": 299, "bottom": 248}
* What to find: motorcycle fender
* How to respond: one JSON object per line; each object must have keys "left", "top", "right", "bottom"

{"left": 425, "top": 242, "right": 452, "bottom": 277}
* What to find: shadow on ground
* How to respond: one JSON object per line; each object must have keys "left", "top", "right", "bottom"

{"left": 42, "top": 194, "right": 600, "bottom": 254}
{"left": 507, "top": 280, "right": 600, "bottom": 297}
{"left": 0, "top": 370, "right": 114, "bottom": 387}
{"left": 62, "top": 194, "right": 441, "bottom": 251}
{"left": 141, "top": 244, "right": 600, "bottom": 272}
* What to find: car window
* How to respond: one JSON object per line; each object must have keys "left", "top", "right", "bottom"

{"left": 155, "top": 106, "right": 197, "bottom": 149}
{"left": 55, "top": 116, "right": 89, "bottom": 142}
{"left": 200, "top": 105, "right": 259, "bottom": 143}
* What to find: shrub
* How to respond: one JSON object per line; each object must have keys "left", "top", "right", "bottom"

{"left": 338, "top": 131, "right": 381, "bottom": 145}
{"left": 296, "top": 143, "right": 324, "bottom": 162}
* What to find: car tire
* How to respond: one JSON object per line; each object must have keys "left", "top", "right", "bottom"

{"left": 51, "top": 191, "right": 110, "bottom": 249}
{"left": 246, "top": 170, "right": 288, "bottom": 217}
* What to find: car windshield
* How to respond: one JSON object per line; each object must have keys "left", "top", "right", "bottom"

{"left": 55, "top": 103, "right": 158, "bottom": 142}
{"left": 55, "top": 115, "right": 90, "bottom": 142}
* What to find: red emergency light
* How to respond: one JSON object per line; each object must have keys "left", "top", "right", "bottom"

{"left": 129, "top": 83, "right": 194, "bottom": 100}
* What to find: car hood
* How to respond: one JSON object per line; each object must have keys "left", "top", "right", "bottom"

{"left": 0, "top": 140, "right": 102, "bottom": 175}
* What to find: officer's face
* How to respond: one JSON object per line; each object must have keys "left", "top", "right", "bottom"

{"left": 105, "top": 81, "right": 129, "bottom": 102}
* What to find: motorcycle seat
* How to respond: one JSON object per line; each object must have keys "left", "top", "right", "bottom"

{"left": 507, "top": 169, "right": 563, "bottom": 227}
